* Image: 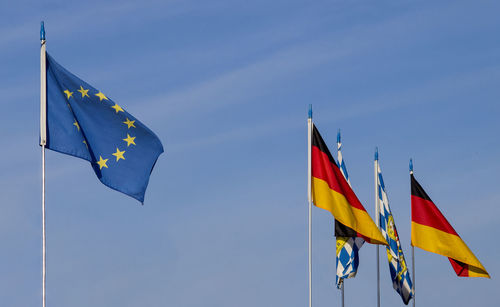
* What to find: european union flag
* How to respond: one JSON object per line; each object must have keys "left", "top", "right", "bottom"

{"left": 45, "top": 53, "right": 163, "bottom": 202}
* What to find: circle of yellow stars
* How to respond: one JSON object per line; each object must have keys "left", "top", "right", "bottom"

{"left": 63, "top": 86, "right": 137, "bottom": 170}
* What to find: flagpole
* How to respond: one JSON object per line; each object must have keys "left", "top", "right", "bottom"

{"left": 40, "top": 21, "right": 47, "bottom": 307}
{"left": 340, "top": 282, "right": 344, "bottom": 307}
{"left": 337, "top": 130, "right": 344, "bottom": 307}
{"left": 410, "top": 159, "right": 415, "bottom": 307}
{"left": 411, "top": 246, "right": 415, "bottom": 307}
{"left": 307, "top": 104, "right": 312, "bottom": 307}
{"left": 374, "top": 148, "right": 380, "bottom": 307}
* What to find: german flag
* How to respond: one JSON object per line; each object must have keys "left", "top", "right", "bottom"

{"left": 311, "top": 125, "right": 387, "bottom": 245}
{"left": 411, "top": 174, "right": 490, "bottom": 278}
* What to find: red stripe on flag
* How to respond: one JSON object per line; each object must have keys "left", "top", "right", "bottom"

{"left": 449, "top": 258, "right": 469, "bottom": 277}
{"left": 411, "top": 195, "right": 458, "bottom": 236}
{"left": 312, "top": 145, "right": 365, "bottom": 211}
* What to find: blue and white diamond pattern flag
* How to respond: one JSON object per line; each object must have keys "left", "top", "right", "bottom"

{"left": 335, "top": 130, "right": 365, "bottom": 288}
{"left": 377, "top": 157, "right": 413, "bottom": 304}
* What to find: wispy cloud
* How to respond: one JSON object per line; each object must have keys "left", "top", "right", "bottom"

{"left": 135, "top": 2, "right": 466, "bottom": 121}
{"left": 0, "top": 0, "right": 190, "bottom": 49}
{"left": 165, "top": 63, "right": 500, "bottom": 153}
{"left": 141, "top": 39, "right": 354, "bottom": 120}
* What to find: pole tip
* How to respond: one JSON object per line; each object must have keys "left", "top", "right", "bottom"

{"left": 375, "top": 147, "right": 378, "bottom": 161}
{"left": 337, "top": 129, "right": 341, "bottom": 143}
{"left": 308, "top": 104, "right": 312, "bottom": 119}
{"left": 409, "top": 158, "right": 413, "bottom": 174}
{"left": 40, "top": 21, "right": 45, "bottom": 41}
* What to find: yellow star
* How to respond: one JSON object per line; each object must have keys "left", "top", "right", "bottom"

{"left": 63, "top": 90, "right": 73, "bottom": 99}
{"left": 95, "top": 91, "right": 108, "bottom": 101}
{"left": 111, "top": 103, "right": 124, "bottom": 113}
{"left": 123, "top": 118, "right": 136, "bottom": 129}
{"left": 123, "top": 134, "right": 136, "bottom": 147}
{"left": 112, "top": 148, "right": 126, "bottom": 161}
{"left": 96, "top": 156, "right": 108, "bottom": 170}
{"left": 78, "top": 86, "right": 90, "bottom": 98}
{"left": 83, "top": 140, "right": 88, "bottom": 148}
{"left": 73, "top": 120, "right": 80, "bottom": 131}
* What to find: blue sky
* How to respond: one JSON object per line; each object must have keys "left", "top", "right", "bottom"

{"left": 1, "top": 0, "right": 499, "bottom": 306}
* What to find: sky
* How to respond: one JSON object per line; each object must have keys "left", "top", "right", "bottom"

{"left": 0, "top": 0, "right": 499, "bottom": 306}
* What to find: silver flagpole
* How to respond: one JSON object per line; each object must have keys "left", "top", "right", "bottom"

{"left": 374, "top": 148, "right": 380, "bottom": 307}
{"left": 40, "top": 21, "right": 47, "bottom": 307}
{"left": 412, "top": 246, "right": 415, "bottom": 307}
{"left": 307, "top": 105, "right": 313, "bottom": 307}
{"left": 341, "top": 282, "right": 344, "bottom": 307}
{"left": 410, "top": 159, "right": 415, "bottom": 307}
{"left": 337, "top": 131, "right": 344, "bottom": 307}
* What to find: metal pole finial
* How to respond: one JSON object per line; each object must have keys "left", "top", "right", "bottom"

{"left": 40, "top": 21, "right": 46, "bottom": 41}
{"left": 375, "top": 147, "right": 379, "bottom": 161}
{"left": 308, "top": 104, "right": 312, "bottom": 119}
{"left": 337, "top": 129, "right": 341, "bottom": 143}
{"left": 409, "top": 158, "right": 413, "bottom": 174}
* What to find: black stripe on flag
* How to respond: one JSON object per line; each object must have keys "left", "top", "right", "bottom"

{"left": 411, "top": 174, "right": 432, "bottom": 201}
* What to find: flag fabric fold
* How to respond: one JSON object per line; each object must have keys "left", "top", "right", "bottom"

{"left": 377, "top": 162, "right": 413, "bottom": 304}
{"left": 335, "top": 132, "right": 365, "bottom": 288}
{"left": 411, "top": 174, "right": 489, "bottom": 278}
{"left": 45, "top": 53, "right": 164, "bottom": 202}
{"left": 311, "top": 125, "right": 387, "bottom": 245}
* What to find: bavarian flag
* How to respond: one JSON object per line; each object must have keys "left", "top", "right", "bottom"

{"left": 311, "top": 125, "right": 387, "bottom": 245}
{"left": 411, "top": 174, "right": 489, "bottom": 278}
{"left": 45, "top": 53, "right": 164, "bottom": 203}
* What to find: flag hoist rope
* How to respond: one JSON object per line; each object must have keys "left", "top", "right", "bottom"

{"left": 374, "top": 149, "right": 380, "bottom": 307}
{"left": 307, "top": 105, "right": 312, "bottom": 307}
{"left": 40, "top": 21, "right": 47, "bottom": 307}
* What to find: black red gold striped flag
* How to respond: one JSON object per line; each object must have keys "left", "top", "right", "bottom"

{"left": 311, "top": 125, "right": 387, "bottom": 245}
{"left": 411, "top": 174, "right": 490, "bottom": 278}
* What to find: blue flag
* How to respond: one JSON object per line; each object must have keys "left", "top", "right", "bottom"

{"left": 45, "top": 53, "right": 163, "bottom": 202}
